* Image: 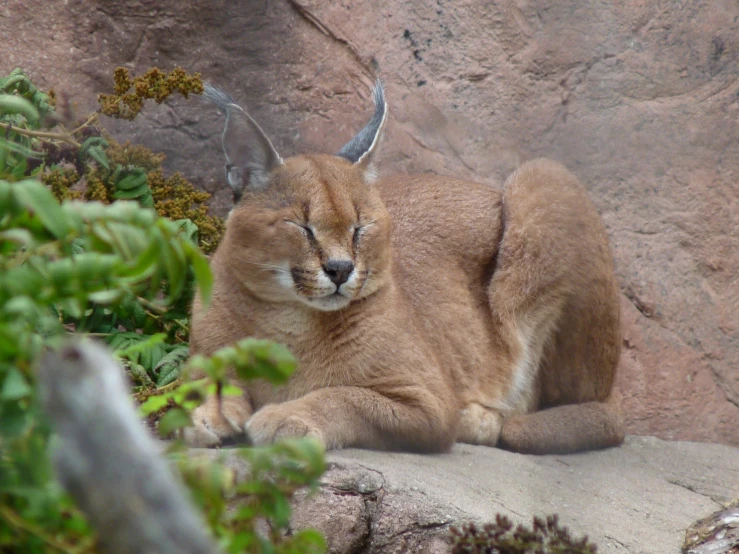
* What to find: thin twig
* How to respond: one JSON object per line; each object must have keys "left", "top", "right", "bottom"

{"left": 170, "top": 318, "right": 190, "bottom": 335}
{"left": 0, "top": 122, "right": 81, "bottom": 148}
{"left": 7, "top": 240, "right": 63, "bottom": 269}
{"left": 136, "top": 296, "right": 166, "bottom": 314}
{"left": 0, "top": 505, "right": 80, "bottom": 554}
{"left": 131, "top": 378, "right": 182, "bottom": 394}
{"left": 157, "top": 379, "right": 183, "bottom": 393}
{"left": 71, "top": 112, "right": 100, "bottom": 135}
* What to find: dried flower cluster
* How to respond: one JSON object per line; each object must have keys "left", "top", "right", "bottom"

{"left": 107, "top": 139, "right": 165, "bottom": 171}
{"left": 450, "top": 514, "right": 598, "bottom": 554}
{"left": 44, "top": 137, "right": 225, "bottom": 253}
{"left": 98, "top": 66, "right": 204, "bottom": 120}
{"left": 41, "top": 167, "right": 82, "bottom": 201}
{"left": 149, "top": 169, "right": 225, "bottom": 253}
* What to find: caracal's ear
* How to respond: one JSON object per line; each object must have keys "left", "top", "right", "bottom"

{"left": 203, "top": 83, "right": 283, "bottom": 202}
{"left": 337, "top": 80, "right": 388, "bottom": 183}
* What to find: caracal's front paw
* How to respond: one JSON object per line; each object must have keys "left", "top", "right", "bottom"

{"left": 246, "top": 403, "right": 325, "bottom": 447}
{"left": 181, "top": 395, "right": 252, "bottom": 448}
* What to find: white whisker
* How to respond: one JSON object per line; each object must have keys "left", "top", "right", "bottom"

{"left": 240, "top": 259, "right": 290, "bottom": 273}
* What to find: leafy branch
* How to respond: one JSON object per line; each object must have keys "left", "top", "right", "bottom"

{"left": 0, "top": 67, "right": 326, "bottom": 554}
{"left": 0, "top": 66, "right": 203, "bottom": 152}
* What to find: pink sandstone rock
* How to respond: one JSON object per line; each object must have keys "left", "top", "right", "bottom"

{"left": 2, "top": 0, "right": 737, "bottom": 446}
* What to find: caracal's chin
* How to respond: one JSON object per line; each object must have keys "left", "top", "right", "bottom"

{"left": 301, "top": 292, "right": 354, "bottom": 312}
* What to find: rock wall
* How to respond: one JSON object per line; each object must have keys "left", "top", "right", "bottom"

{"left": 3, "top": 0, "right": 738, "bottom": 445}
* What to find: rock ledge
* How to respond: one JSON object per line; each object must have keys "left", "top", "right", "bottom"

{"left": 204, "top": 436, "right": 739, "bottom": 553}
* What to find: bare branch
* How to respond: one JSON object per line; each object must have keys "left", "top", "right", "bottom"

{"left": 38, "top": 340, "right": 221, "bottom": 554}
{"left": 0, "top": 121, "right": 81, "bottom": 148}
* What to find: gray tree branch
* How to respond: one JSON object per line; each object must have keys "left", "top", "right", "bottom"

{"left": 38, "top": 340, "right": 221, "bottom": 554}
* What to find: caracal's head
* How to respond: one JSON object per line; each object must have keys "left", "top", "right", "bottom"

{"left": 205, "top": 82, "right": 391, "bottom": 312}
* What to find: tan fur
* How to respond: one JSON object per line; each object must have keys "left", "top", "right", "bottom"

{"left": 183, "top": 111, "right": 623, "bottom": 454}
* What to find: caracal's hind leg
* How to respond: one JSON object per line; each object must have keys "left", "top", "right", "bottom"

{"left": 498, "top": 391, "right": 624, "bottom": 454}
{"left": 481, "top": 159, "right": 624, "bottom": 454}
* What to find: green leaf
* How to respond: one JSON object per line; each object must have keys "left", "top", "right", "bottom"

{"left": 171, "top": 380, "right": 210, "bottom": 409}
{"left": 12, "top": 178, "right": 69, "bottom": 238}
{"left": 118, "top": 241, "right": 160, "bottom": 284}
{"left": 1, "top": 368, "right": 32, "bottom": 400}
{"left": 139, "top": 192, "right": 154, "bottom": 208}
{"left": 222, "top": 383, "right": 243, "bottom": 396}
{"left": 184, "top": 241, "right": 212, "bottom": 308}
{"left": 174, "top": 219, "right": 199, "bottom": 244}
{"left": 132, "top": 301, "right": 148, "bottom": 329}
{"left": 0, "top": 135, "right": 41, "bottom": 159}
{"left": 154, "top": 345, "right": 189, "bottom": 387}
{"left": 157, "top": 407, "right": 191, "bottom": 436}
{"left": 0, "top": 401, "right": 31, "bottom": 439}
{"left": 139, "top": 393, "right": 171, "bottom": 414}
{"left": 141, "top": 342, "right": 167, "bottom": 373}
{"left": 291, "top": 529, "right": 327, "bottom": 553}
{"left": 114, "top": 332, "right": 166, "bottom": 361}
{"left": 256, "top": 535, "right": 278, "bottom": 554}
{"left": 0, "top": 228, "right": 35, "bottom": 247}
{"left": 0, "top": 139, "right": 8, "bottom": 174}
{"left": 79, "top": 136, "right": 109, "bottom": 158}
{"left": 110, "top": 163, "right": 122, "bottom": 183}
{"left": 55, "top": 296, "right": 84, "bottom": 319}
{"left": 126, "top": 362, "right": 154, "bottom": 386}
{"left": 116, "top": 168, "right": 147, "bottom": 190}
{"left": 88, "top": 145, "right": 110, "bottom": 170}
{"left": 271, "top": 493, "right": 292, "bottom": 528}
{"left": 0, "top": 179, "right": 11, "bottom": 208}
{"left": 87, "top": 289, "right": 125, "bottom": 304}
{"left": 159, "top": 232, "right": 186, "bottom": 302}
{"left": 112, "top": 183, "right": 149, "bottom": 200}
{"left": 10, "top": 156, "right": 28, "bottom": 180}
{"left": 0, "top": 93, "right": 39, "bottom": 122}
{"left": 77, "top": 304, "right": 112, "bottom": 333}
{"left": 228, "top": 531, "right": 258, "bottom": 553}
{"left": 0, "top": 73, "right": 26, "bottom": 92}
{"left": 4, "top": 296, "right": 40, "bottom": 319}
{"left": 106, "top": 331, "right": 141, "bottom": 352}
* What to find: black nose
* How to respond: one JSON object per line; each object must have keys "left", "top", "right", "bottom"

{"left": 323, "top": 259, "right": 354, "bottom": 286}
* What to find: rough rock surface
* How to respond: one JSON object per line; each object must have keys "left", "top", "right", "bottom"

{"left": 199, "top": 436, "right": 739, "bottom": 554}
{"left": 2, "top": 0, "right": 738, "bottom": 445}
{"left": 683, "top": 500, "right": 739, "bottom": 554}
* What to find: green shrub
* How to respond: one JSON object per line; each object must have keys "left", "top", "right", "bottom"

{"left": 0, "top": 69, "right": 326, "bottom": 554}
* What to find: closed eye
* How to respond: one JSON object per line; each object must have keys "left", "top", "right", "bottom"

{"left": 286, "top": 220, "right": 315, "bottom": 240}
{"left": 352, "top": 221, "right": 375, "bottom": 245}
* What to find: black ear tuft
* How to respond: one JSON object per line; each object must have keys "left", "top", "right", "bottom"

{"left": 337, "top": 80, "right": 388, "bottom": 167}
{"left": 203, "top": 83, "right": 283, "bottom": 198}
